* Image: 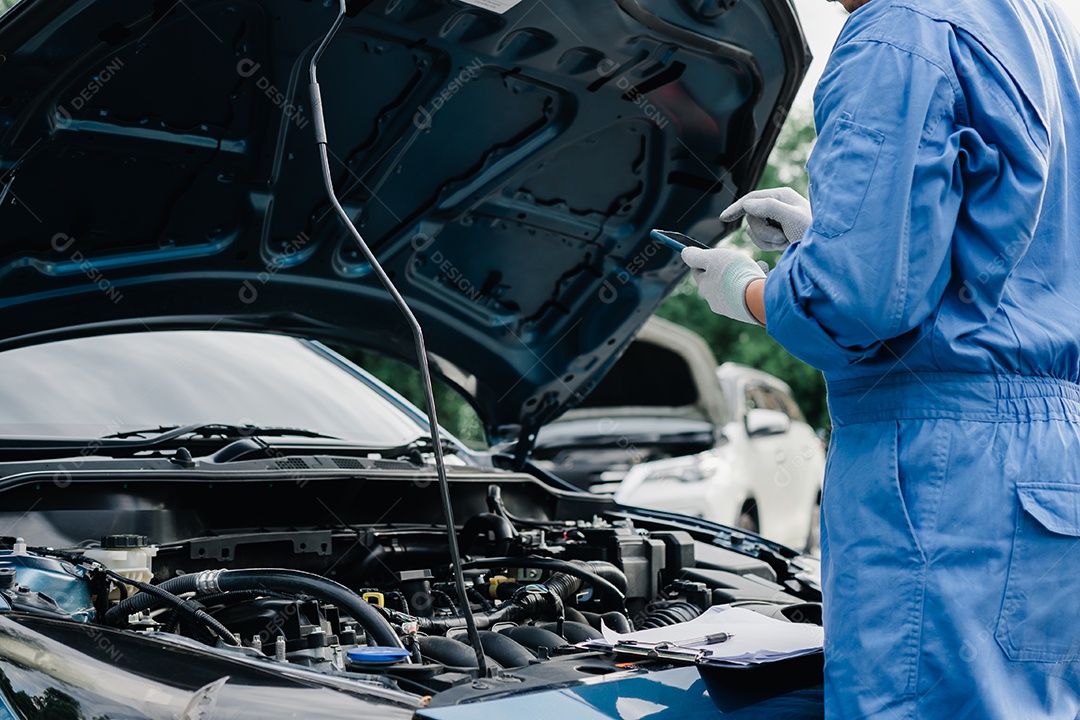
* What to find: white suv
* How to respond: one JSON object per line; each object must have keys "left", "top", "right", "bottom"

{"left": 533, "top": 318, "right": 826, "bottom": 552}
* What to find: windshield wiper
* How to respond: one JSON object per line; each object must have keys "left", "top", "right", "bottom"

{"left": 0, "top": 427, "right": 455, "bottom": 463}
{"left": 0, "top": 424, "right": 345, "bottom": 459}
{"left": 100, "top": 424, "right": 342, "bottom": 442}
{"left": 373, "top": 435, "right": 459, "bottom": 461}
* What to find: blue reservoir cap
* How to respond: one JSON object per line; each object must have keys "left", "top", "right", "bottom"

{"left": 346, "top": 646, "right": 411, "bottom": 665}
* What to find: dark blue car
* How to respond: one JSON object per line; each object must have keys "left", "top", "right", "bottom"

{"left": 0, "top": 0, "right": 819, "bottom": 716}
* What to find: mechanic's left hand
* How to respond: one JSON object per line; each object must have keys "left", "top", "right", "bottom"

{"left": 720, "top": 187, "right": 811, "bottom": 251}
{"left": 682, "top": 246, "right": 765, "bottom": 325}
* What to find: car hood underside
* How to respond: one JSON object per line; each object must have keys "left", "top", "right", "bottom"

{"left": 0, "top": 0, "right": 807, "bottom": 446}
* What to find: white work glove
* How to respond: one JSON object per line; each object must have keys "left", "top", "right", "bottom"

{"left": 720, "top": 187, "right": 812, "bottom": 251}
{"left": 682, "top": 246, "right": 765, "bottom": 325}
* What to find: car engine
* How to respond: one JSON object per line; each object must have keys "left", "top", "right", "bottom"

{"left": 0, "top": 480, "right": 820, "bottom": 703}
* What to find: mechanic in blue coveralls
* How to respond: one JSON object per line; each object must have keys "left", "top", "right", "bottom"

{"left": 683, "top": 0, "right": 1080, "bottom": 717}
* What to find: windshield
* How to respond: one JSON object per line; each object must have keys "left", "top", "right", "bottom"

{"left": 0, "top": 331, "right": 424, "bottom": 444}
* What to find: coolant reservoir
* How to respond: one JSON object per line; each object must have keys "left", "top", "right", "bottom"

{"left": 84, "top": 534, "right": 157, "bottom": 589}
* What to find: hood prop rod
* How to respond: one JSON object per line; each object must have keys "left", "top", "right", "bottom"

{"left": 308, "top": 1, "right": 488, "bottom": 677}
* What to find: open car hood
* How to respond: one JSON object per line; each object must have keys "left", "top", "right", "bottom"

{"left": 0, "top": 0, "right": 808, "bottom": 446}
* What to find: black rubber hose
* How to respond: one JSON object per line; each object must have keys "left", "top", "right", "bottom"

{"left": 461, "top": 558, "right": 626, "bottom": 606}
{"left": 415, "top": 591, "right": 545, "bottom": 633}
{"left": 466, "top": 586, "right": 494, "bottom": 612}
{"left": 430, "top": 589, "right": 455, "bottom": 612}
{"left": 601, "top": 611, "right": 633, "bottom": 634}
{"left": 96, "top": 568, "right": 239, "bottom": 646}
{"left": 459, "top": 512, "right": 516, "bottom": 556}
{"left": 582, "top": 561, "right": 629, "bottom": 594}
{"left": 579, "top": 610, "right": 633, "bottom": 634}
{"left": 433, "top": 582, "right": 495, "bottom": 612}
{"left": 355, "top": 544, "right": 391, "bottom": 581}
{"left": 541, "top": 571, "right": 582, "bottom": 604}
{"left": 210, "top": 570, "right": 403, "bottom": 648}
{"left": 103, "top": 569, "right": 401, "bottom": 648}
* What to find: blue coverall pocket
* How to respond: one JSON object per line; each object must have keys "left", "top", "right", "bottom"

{"left": 806, "top": 117, "right": 885, "bottom": 238}
{"left": 995, "top": 483, "right": 1080, "bottom": 662}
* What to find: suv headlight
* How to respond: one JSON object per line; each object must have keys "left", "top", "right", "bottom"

{"left": 635, "top": 453, "right": 721, "bottom": 484}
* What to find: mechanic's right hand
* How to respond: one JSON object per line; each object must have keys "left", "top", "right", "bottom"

{"left": 720, "top": 187, "right": 811, "bottom": 251}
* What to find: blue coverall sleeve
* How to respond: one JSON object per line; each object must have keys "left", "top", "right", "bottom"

{"left": 763, "top": 40, "right": 963, "bottom": 371}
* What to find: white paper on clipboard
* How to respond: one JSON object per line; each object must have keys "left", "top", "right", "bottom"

{"left": 581, "top": 606, "right": 823, "bottom": 666}
{"left": 456, "top": 0, "right": 525, "bottom": 13}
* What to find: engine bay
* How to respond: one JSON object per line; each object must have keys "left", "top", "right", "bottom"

{"left": 0, "top": 468, "right": 821, "bottom": 708}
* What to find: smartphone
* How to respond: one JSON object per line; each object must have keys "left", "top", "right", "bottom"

{"left": 650, "top": 229, "right": 712, "bottom": 252}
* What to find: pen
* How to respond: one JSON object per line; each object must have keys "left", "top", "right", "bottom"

{"left": 673, "top": 632, "right": 735, "bottom": 646}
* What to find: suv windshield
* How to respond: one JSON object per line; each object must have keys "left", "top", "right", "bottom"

{"left": 0, "top": 331, "right": 423, "bottom": 444}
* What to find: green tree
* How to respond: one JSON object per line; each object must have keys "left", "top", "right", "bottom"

{"left": 339, "top": 349, "right": 487, "bottom": 449}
